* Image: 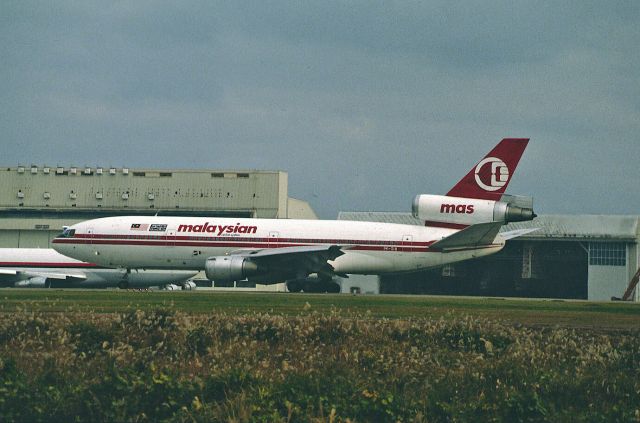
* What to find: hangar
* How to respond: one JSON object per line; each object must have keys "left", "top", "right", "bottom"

{"left": 0, "top": 165, "right": 316, "bottom": 248}
{"left": 4, "top": 163, "right": 637, "bottom": 301}
{"left": 338, "top": 212, "right": 640, "bottom": 302}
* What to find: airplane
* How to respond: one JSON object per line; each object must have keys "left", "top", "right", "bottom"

{"left": 0, "top": 248, "right": 199, "bottom": 289}
{"left": 52, "top": 138, "right": 537, "bottom": 292}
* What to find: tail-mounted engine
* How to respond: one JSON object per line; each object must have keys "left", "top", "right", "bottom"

{"left": 204, "top": 255, "right": 259, "bottom": 282}
{"left": 412, "top": 194, "right": 536, "bottom": 226}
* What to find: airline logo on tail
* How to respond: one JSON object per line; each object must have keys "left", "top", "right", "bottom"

{"left": 474, "top": 157, "right": 509, "bottom": 192}
{"left": 447, "top": 138, "right": 528, "bottom": 200}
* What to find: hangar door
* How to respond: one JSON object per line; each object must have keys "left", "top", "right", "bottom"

{"left": 588, "top": 242, "right": 628, "bottom": 301}
{"left": 0, "top": 230, "right": 20, "bottom": 248}
{"left": 18, "top": 230, "right": 51, "bottom": 248}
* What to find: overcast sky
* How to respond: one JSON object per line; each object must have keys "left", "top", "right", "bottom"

{"left": 1, "top": 1, "right": 638, "bottom": 218}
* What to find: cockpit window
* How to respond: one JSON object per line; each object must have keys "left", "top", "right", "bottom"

{"left": 57, "top": 228, "right": 76, "bottom": 238}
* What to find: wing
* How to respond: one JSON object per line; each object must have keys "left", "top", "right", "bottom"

{"left": 229, "top": 245, "right": 347, "bottom": 283}
{"left": 0, "top": 269, "right": 87, "bottom": 287}
{"left": 430, "top": 222, "right": 503, "bottom": 252}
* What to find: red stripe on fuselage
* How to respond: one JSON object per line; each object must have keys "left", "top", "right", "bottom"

{"left": 0, "top": 261, "right": 99, "bottom": 268}
{"left": 53, "top": 235, "right": 436, "bottom": 253}
{"left": 66, "top": 233, "right": 433, "bottom": 247}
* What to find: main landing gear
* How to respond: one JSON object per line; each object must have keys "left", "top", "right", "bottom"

{"left": 286, "top": 278, "right": 341, "bottom": 293}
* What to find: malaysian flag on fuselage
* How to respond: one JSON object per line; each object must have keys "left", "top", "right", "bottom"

{"left": 130, "top": 223, "right": 149, "bottom": 231}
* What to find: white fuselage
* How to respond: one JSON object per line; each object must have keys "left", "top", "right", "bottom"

{"left": 0, "top": 248, "right": 198, "bottom": 288}
{"left": 52, "top": 216, "right": 505, "bottom": 275}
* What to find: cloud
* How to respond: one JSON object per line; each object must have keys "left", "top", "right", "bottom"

{"left": 1, "top": 1, "right": 638, "bottom": 218}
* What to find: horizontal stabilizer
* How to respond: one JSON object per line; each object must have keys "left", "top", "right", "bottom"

{"left": 430, "top": 222, "right": 503, "bottom": 251}
{"left": 500, "top": 228, "right": 539, "bottom": 240}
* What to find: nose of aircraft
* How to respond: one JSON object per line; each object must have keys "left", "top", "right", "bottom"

{"left": 51, "top": 224, "right": 85, "bottom": 259}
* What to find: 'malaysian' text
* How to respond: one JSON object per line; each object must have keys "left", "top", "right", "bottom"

{"left": 177, "top": 222, "right": 257, "bottom": 236}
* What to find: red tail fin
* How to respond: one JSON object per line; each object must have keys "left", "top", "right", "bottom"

{"left": 446, "top": 138, "right": 529, "bottom": 200}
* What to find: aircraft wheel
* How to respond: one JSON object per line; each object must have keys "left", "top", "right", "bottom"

{"left": 326, "top": 282, "right": 341, "bottom": 293}
{"left": 287, "top": 280, "right": 303, "bottom": 293}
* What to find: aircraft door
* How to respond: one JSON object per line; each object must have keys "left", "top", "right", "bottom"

{"left": 152, "top": 227, "right": 177, "bottom": 263}
{"left": 167, "top": 228, "right": 178, "bottom": 260}
{"left": 402, "top": 234, "right": 413, "bottom": 250}
{"left": 83, "top": 227, "right": 94, "bottom": 257}
{"left": 85, "top": 227, "right": 103, "bottom": 261}
{"left": 269, "top": 231, "right": 279, "bottom": 248}
{"left": 167, "top": 229, "right": 176, "bottom": 246}
{"left": 402, "top": 234, "right": 422, "bottom": 270}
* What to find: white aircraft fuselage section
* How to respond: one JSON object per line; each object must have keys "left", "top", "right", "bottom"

{"left": 51, "top": 139, "right": 534, "bottom": 284}
{"left": 52, "top": 216, "right": 505, "bottom": 274}
{"left": 0, "top": 248, "right": 198, "bottom": 288}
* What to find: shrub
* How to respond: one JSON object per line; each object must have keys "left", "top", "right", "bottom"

{"left": 68, "top": 321, "right": 113, "bottom": 358}
{"left": 186, "top": 325, "right": 212, "bottom": 357}
{"left": 0, "top": 309, "right": 638, "bottom": 422}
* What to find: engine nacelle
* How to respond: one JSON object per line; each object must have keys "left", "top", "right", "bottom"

{"left": 204, "top": 256, "right": 259, "bottom": 282}
{"left": 182, "top": 281, "right": 197, "bottom": 291}
{"left": 164, "top": 284, "right": 181, "bottom": 291}
{"left": 14, "top": 276, "right": 47, "bottom": 288}
{"left": 412, "top": 194, "right": 535, "bottom": 226}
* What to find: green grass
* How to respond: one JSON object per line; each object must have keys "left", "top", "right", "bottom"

{"left": 1, "top": 290, "right": 639, "bottom": 421}
{"left": 1, "top": 289, "right": 639, "bottom": 329}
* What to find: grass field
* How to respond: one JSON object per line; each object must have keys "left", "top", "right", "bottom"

{"left": 2, "top": 289, "right": 639, "bottom": 329}
{"left": 1, "top": 289, "right": 639, "bottom": 422}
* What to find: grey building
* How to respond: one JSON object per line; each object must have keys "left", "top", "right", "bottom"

{"left": 338, "top": 212, "right": 640, "bottom": 302}
{"left": 1, "top": 165, "right": 316, "bottom": 248}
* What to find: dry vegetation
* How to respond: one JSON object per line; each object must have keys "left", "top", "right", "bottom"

{"left": 1, "top": 305, "right": 639, "bottom": 422}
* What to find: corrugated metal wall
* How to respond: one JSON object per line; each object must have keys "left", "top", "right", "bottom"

{"left": 1, "top": 166, "right": 286, "bottom": 215}
{"left": 0, "top": 166, "right": 292, "bottom": 248}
